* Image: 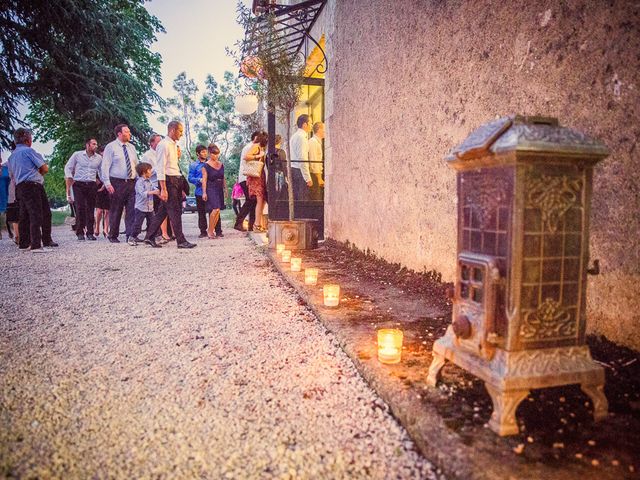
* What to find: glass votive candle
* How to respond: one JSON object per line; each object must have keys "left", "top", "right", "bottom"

{"left": 290, "top": 257, "right": 302, "bottom": 272}
{"left": 281, "top": 250, "right": 291, "bottom": 263}
{"left": 276, "top": 243, "right": 285, "bottom": 255}
{"left": 243, "top": 219, "right": 249, "bottom": 230}
{"left": 377, "top": 329, "right": 403, "bottom": 364}
{"left": 304, "top": 268, "right": 318, "bottom": 285}
{"left": 323, "top": 284, "right": 340, "bottom": 307}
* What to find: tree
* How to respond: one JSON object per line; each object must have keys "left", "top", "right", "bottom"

{"left": 159, "top": 72, "right": 199, "bottom": 160}
{"left": 231, "top": 2, "right": 307, "bottom": 221}
{"left": 1, "top": 0, "right": 164, "bottom": 202}
{"left": 198, "top": 71, "right": 243, "bottom": 160}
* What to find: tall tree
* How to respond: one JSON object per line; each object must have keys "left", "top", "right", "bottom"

{"left": 198, "top": 71, "right": 242, "bottom": 160}
{"left": 1, "top": 0, "right": 164, "bottom": 145}
{"left": 158, "top": 72, "right": 199, "bottom": 160}
{"left": 1, "top": 0, "right": 164, "bottom": 202}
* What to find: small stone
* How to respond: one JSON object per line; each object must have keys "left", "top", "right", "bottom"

{"left": 552, "top": 442, "right": 564, "bottom": 449}
{"left": 611, "top": 460, "right": 620, "bottom": 466}
{"left": 575, "top": 453, "right": 583, "bottom": 459}
{"left": 513, "top": 444, "right": 525, "bottom": 454}
{"left": 591, "top": 459, "right": 599, "bottom": 467}
{"left": 559, "top": 396, "right": 565, "bottom": 403}
{"left": 588, "top": 440, "right": 596, "bottom": 446}
{"left": 527, "top": 436, "right": 534, "bottom": 443}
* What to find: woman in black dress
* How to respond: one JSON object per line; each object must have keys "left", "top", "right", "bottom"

{"left": 201, "top": 144, "right": 226, "bottom": 239}
{"left": 94, "top": 175, "right": 110, "bottom": 237}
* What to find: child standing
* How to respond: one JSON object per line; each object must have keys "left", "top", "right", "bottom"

{"left": 129, "top": 163, "right": 159, "bottom": 246}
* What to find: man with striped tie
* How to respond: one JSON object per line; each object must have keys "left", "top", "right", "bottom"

{"left": 101, "top": 124, "right": 138, "bottom": 243}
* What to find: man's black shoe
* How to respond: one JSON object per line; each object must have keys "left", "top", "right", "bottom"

{"left": 233, "top": 224, "right": 246, "bottom": 232}
{"left": 198, "top": 232, "right": 208, "bottom": 238}
{"left": 144, "top": 238, "right": 162, "bottom": 248}
{"left": 177, "top": 241, "right": 197, "bottom": 249}
{"left": 77, "top": 234, "right": 85, "bottom": 241}
{"left": 86, "top": 234, "right": 97, "bottom": 241}
{"left": 108, "top": 237, "right": 120, "bottom": 243}
{"left": 44, "top": 241, "right": 59, "bottom": 247}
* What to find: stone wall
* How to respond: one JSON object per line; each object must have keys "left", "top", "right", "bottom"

{"left": 319, "top": 0, "right": 639, "bottom": 349}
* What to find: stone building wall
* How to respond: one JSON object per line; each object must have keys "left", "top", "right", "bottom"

{"left": 318, "top": 0, "right": 639, "bottom": 349}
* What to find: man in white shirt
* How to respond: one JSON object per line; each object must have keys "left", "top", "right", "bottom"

{"left": 233, "top": 130, "right": 261, "bottom": 231}
{"left": 101, "top": 123, "right": 138, "bottom": 243}
{"left": 64, "top": 138, "right": 102, "bottom": 241}
{"left": 290, "top": 114, "right": 312, "bottom": 201}
{"left": 141, "top": 133, "right": 162, "bottom": 187}
{"left": 143, "top": 121, "right": 196, "bottom": 249}
{"left": 308, "top": 121, "right": 325, "bottom": 201}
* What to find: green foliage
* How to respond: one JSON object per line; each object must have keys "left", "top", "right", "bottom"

{"left": 1, "top": 0, "right": 164, "bottom": 201}
{"left": 159, "top": 70, "right": 256, "bottom": 198}
{"left": 198, "top": 71, "right": 243, "bottom": 160}
{"left": 158, "top": 72, "right": 199, "bottom": 158}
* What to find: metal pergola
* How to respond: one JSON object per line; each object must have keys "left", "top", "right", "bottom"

{"left": 246, "top": 0, "right": 327, "bottom": 76}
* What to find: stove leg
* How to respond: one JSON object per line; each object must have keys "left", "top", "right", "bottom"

{"left": 580, "top": 383, "right": 608, "bottom": 422}
{"left": 427, "top": 352, "right": 446, "bottom": 387}
{"left": 486, "top": 384, "right": 529, "bottom": 436}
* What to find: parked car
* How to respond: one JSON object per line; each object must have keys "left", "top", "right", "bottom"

{"left": 183, "top": 196, "right": 197, "bottom": 213}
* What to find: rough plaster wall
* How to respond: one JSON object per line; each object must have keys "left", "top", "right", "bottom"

{"left": 324, "top": 0, "right": 640, "bottom": 349}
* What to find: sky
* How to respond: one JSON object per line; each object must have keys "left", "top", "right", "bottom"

{"left": 145, "top": 0, "right": 250, "bottom": 135}
{"left": 5, "top": 0, "right": 249, "bottom": 159}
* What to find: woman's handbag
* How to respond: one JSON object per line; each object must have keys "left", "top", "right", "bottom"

{"left": 242, "top": 160, "right": 264, "bottom": 178}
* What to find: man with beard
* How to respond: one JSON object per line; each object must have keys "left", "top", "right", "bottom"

{"left": 143, "top": 121, "right": 196, "bottom": 249}
{"left": 101, "top": 123, "right": 138, "bottom": 243}
{"left": 64, "top": 138, "right": 102, "bottom": 241}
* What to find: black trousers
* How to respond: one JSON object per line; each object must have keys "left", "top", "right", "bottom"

{"left": 195, "top": 194, "right": 208, "bottom": 234}
{"left": 16, "top": 181, "right": 52, "bottom": 249}
{"left": 108, "top": 177, "right": 135, "bottom": 239}
{"left": 291, "top": 168, "right": 311, "bottom": 201}
{"left": 132, "top": 209, "right": 154, "bottom": 238}
{"left": 145, "top": 176, "right": 186, "bottom": 244}
{"left": 232, "top": 199, "right": 242, "bottom": 216}
{"left": 72, "top": 181, "right": 97, "bottom": 235}
{"left": 234, "top": 180, "right": 256, "bottom": 229}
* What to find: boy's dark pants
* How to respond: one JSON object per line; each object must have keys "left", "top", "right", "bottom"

{"left": 132, "top": 208, "right": 154, "bottom": 238}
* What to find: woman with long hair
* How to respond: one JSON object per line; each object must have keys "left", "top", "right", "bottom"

{"left": 246, "top": 132, "right": 267, "bottom": 232}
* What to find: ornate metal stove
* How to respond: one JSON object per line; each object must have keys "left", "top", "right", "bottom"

{"left": 427, "top": 115, "right": 610, "bottom": 436}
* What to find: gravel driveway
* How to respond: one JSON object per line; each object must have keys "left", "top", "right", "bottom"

{"left": 0, "top": 215, "right": 438, "bottom": 479}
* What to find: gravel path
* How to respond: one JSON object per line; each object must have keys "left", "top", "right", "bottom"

{"left": 0, "top": 216, "right": 438, "bottom": 479}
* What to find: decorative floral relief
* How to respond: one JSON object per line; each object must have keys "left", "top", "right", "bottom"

{"left": 526, "top": 173, "right": 582, "bottom": 233}
{"left": 520, "top": 297, "right": 576, "bottom": 340}
{"left": 513, "top": 124, "right": 601, "bottom": 146}
{"left": 506, "top": 347, "right": 595, "bottom": 377}
{"left": 463, "top": 175, "right": 510, "bottom": 229}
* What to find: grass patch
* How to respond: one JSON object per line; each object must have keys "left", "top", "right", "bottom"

{"left": 51, "top": 210, "right": 69, "bottom": 226}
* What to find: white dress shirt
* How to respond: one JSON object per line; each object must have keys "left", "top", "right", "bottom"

{"left": 290, "top": 128, "right": 311, "bottom": 183}
{"left": 64, "top": 150, "right": 102, "bottom": 182}
{"left": 101, "top": 139, "right": 138, "bottom": 186}
{"left": 238, "top": 141, "right": 256, "bottom": 184}
{"left": 141, "top": 148, "right": 158, "bottom": 186}
{"left": 155, "top": 136, "right": 180, "bottom": 181}
{"left": 308, "top": 136, "right": 323, "bottom": 175}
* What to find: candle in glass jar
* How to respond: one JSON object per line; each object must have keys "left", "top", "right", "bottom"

{"left": 377, "top": 329, "right": 403, "bottom": 364}
{"left": 304, "top": 268, "right": 319, "bottom": 285}
{"left": 290, "top": 257, "right": 302, "bottom": 272}
{"left": 276, "top": 243, "right": 285, "bottom": 255}
{"left": 281, "top": 250, "right": 291, "bottom": 263}
{"left": 323, "top": 284, "right": 340, "bottom": 307}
